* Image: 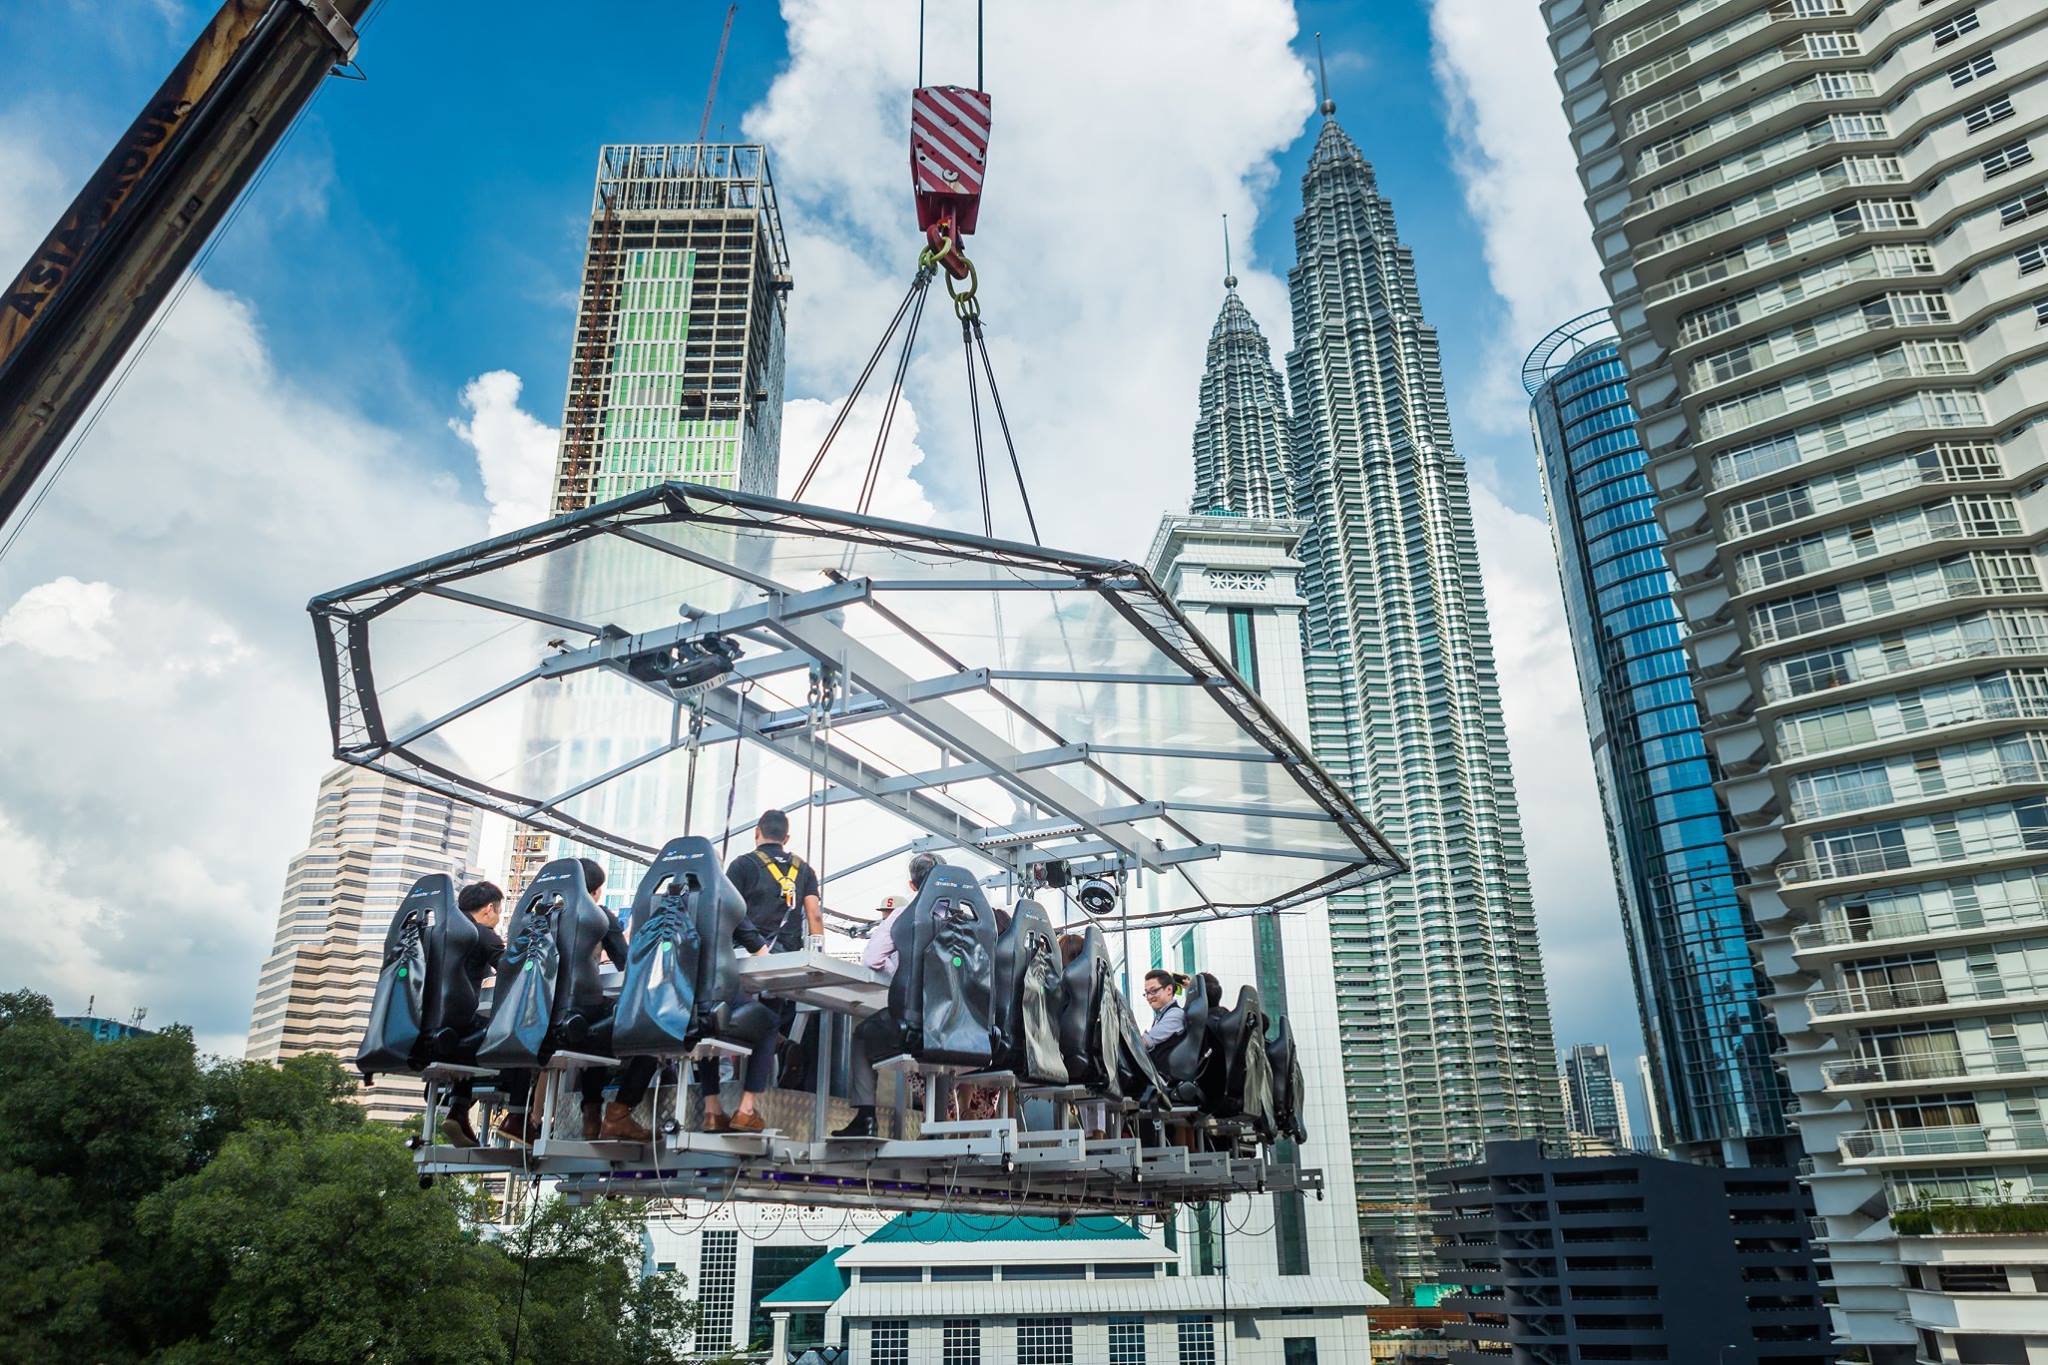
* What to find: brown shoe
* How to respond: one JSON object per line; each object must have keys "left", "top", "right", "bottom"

{"left": 600, "top": 1101, "right": 652, "bottom": 1143}
{"left": 700, "top": 1110, "right": 730, "bottom": 1133}
{"left": 728, "top": 1109, "right": 766, "bottom": 1134}
{"left": 441, "top": 1112, "right": 480, "bottom": 1148}
{"left": 495, "top": 1109, "right": 540, "bottom": 1144}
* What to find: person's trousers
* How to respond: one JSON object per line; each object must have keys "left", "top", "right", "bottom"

{"left": 848, "top": 1012, "right": 904, "bottom": 1107}
{"left": 694, "top": 997, "right": 792, "bottom": 1097}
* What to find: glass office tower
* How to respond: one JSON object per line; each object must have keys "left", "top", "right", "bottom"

{"left": 1529, "top": 312, "right": 1790, "bottom": 1166}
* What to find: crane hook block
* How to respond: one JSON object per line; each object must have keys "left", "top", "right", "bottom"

{"left": 911, "top": 85, "right": 991, "bottom": 255}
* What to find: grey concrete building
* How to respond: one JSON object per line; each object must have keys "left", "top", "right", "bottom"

{"left": 1433, "top": 1139, "right": 1833, "bottom": 1364}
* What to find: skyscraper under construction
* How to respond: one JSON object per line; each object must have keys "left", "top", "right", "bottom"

{"left": 1286, "top": 100, "right": 1564, "bottom": 1283}
{"left": 553, "top": 143, "right": 792, "bottom": 511}
{"left": 509, "top": 143, "right": 793, "bottom": 896}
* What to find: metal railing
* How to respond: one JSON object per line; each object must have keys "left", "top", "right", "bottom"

{"left": 1808, "top": 964, "right": 2048, "bottom": 1017}
{"left": 1791, "top": 899, "right": 2048, "bottom": 951}
{"left": 1822, "top": 1042, "right": 2048, "bottom": 1087}
{"left": 1776, "top": 693, "right": 2048, "bottom": 761}
{"left": 1760, "top": 630, "right": 2045, "bottom": 703}
{"left": 1840, "top": 1122, "right": 2048, "bottom": 1160}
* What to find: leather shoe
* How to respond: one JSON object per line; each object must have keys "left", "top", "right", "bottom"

{"left": 832, "top": 1108, "right": 877, "bottom": 1139}
{"left": 441, "top": 1112, "right": 480, "bottom": 1148}
{"left": 728, "top": 1109, "right": 766, "bottom": 1133}
{"left": 600, "top": 1102, "right": 652, "bottom": 1143}
{"left": 700, "top": 1111, "right": 731, "bottom": 1133}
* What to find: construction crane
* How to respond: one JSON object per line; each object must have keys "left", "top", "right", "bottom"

{"left": 0, "top": 0, "right": 368, "bottom": 534}
{"left": 697, "top": 3, "right": 738, "bottom": 147}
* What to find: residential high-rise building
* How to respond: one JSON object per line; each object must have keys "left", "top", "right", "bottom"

{"left": 1285, "top": 96, "right": 1564, "bottom": 1283}
{"left": 1191, "top": 267, "right": 1294, "bottom": 518}
{"left": 246, "top": 758, "right": 481, "bottom": 1124}
{"left": 509, "top": 142, "right": 794, "bottom": 898}
{"left": 1564, "top": 1043, "right": 1630, "bottom": 1145}
{"left": 1527, "top": 311, "right": 1791, "bottom": 1166}
{"left": 1544, "top": 0, "right": 2048, "bottom": 1355}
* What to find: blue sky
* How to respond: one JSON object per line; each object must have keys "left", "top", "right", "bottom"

{"left": 0, "top": 2, "right": 1647, "bottom": 1131}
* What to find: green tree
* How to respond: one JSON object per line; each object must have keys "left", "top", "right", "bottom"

{"left": 139, "top": 1124, "right": 504, "bottom": 1364}
{"left": 494, "top": 1197, "right": 698, "bottom": 1365}
{"left": 0, "top": 989, "right": 699, "bottom": 1363}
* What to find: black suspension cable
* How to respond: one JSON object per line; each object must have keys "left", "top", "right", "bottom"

{"left": 961, "top": 318, "right": 993, "bottom": 536}
{"left": 969, "top": 317, "right": 1041, "bottom": 544}
{"left": 858, "top": 271, "right": 935, "bottom": 515}
{"left": 791, "top": 266, "right": 932, "bottom": 502}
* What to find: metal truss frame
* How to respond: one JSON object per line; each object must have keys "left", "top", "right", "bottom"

{"left": 310, "top": 482, "right": 1403, "bottom": 923}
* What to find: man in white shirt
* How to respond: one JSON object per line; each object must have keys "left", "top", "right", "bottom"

{"left": 832, "top": 852, "right": 939, "bottom": 1138}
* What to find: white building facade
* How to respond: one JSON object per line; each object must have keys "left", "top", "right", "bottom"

{"left": 1543, "top": 0, "right": 2048, "bottom": 1356}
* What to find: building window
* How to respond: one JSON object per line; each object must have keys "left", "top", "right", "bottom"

{"left": 1999, "top": 186, "right": 2048, "bottom": 227}
{"left": 1227, "top": 607, "right": 1261, "bottom": 692}
{"left": 1177, "top": 1316, "right": 1218, "bottom": 1365}
{"left": 872, "top": 1320, "right": 910, "bottom": 1365}
{"left": 1981, "top": 140, "right": 2033, "bottom": 179}
{"left": 1931, "top": 9, "right": 1980, "bottom": 46}
{"left": 1948, "top": 52, "right": 1996, "bottom": 87}
{"left": 2036, "top": 299, "right": 2048, "bottom": 328}
{"left": 696, "top": 1229, "right": 738, "bottom": 1350}
{"left": 1109, "top": 1317, "right": 1148, "bottom": 1365}
{"left": 1285, "top": 1342, "right": 1320, "bottom": 1365}
{"left": 1018, "top": 1317, "right": 1074, "bottom": 1365}
{"left": 1964, "top": 97, "right": 2015, "bottom": 134}
{"left": 943, "top": 1318, "right": 982, "bottom": 1365}
{"left": 2020, "top": 240, "right": 2048, "bottom": 276}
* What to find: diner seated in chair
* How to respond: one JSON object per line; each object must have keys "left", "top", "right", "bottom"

{"left": 883, "top": 863, "right": 997, "bottom": 1068}
{"left": 1149, "top": 971, "right": 1213, "bottom": 1108}
{"left": 358, "top": 873, "right": 463, "bottom": 1082}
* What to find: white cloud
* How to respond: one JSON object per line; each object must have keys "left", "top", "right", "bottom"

{"left": 747, "top": 0, "right": 1313, "bottom": 552}
{"left": 449, "top": 369, "right": 558, "bottom": 535}
{"left": 1471, "top": 484, "right": 1641, "bottom": 1059}
{"left": 0, "top": 122, "right": 487, "bottom": 1051}
{"left": 0, "top": 577, "right": 116, "bottom": 660}
{"left": 1427, "top": 0, "right": 1607, "bottom": 431}
{"left": 778, "top": 394, "right": 939, "bottom": 526}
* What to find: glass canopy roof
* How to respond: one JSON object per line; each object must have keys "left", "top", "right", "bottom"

{"left": 310, "top": 483, "right": 1402, "bottom": 928}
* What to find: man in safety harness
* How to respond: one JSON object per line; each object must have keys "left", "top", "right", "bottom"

{"left": 695, "top": 808, "right": 822, "bottom": 1133}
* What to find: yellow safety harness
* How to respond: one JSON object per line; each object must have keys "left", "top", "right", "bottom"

{"left": 756, "top": 850, "right": 804, "bottom": 911}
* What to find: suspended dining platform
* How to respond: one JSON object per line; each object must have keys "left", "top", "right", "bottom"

{"left": 313, "top": 482, "right": 1404, "bottom": 1216}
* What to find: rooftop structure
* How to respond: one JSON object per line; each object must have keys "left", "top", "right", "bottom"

{"left": 1190, "top": 262, "right": 1294, "bottom": 519}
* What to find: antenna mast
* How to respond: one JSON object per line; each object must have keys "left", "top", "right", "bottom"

{"left": 1222, "top": 214, "right": 1236, "bottom": 290}
{"left": 1315, "top": 31, "right": 1335, "bottom": 116}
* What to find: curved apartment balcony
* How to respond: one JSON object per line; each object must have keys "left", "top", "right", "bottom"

{"left": 1759, "top": 622, "right": 2048, "bottom": 705}
{"left": 1773, "top": 691, "right": 2048, "bottom": 763}
{"left": 1807, "top": 963, "right": 2048, "bottom": 1023}
{"left": 1791, "top": 896, "right": 2048, "bottom": 958}
{"left": 1821, "top": 1041, "right": 2048, "bottom": 1092}
{"left": 1838, "top": 1120, "right": 2048, "bottom": 1164}
{"left": 1786, "top": 746, "right": 2048, "bottom": 824}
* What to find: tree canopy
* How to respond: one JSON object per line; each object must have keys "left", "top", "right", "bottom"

{"left": 0, "top": 990, "right": 699, "bottom": 1363}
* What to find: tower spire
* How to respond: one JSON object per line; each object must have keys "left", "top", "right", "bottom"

{"left": 1316, "top": 32, "right": 1335, "bottom": 117}
{"left": 1223, "top": 213, "right": 1236, "bottom": 291}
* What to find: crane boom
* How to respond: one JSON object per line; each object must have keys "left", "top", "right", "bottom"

{"left": 0, "top": 0, "right": 366, "bottom": 533}
{"left": 697, "top": 4, "right": 738, "bottom": 147}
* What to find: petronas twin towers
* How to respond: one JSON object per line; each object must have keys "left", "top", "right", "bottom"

{"left": 1193, "top": 106, "right": 1562, "bottom": 1281}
